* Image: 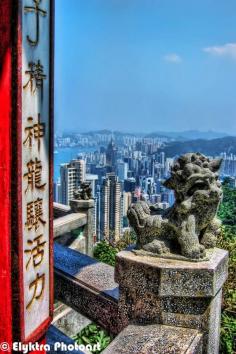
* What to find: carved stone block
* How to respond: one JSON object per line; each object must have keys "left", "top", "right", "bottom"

{"left": 115, "top": 249, "right": 228, "bottom": 354}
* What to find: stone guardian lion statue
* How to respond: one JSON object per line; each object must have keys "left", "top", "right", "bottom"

{"left": 127, "top": 153, "right": 223, "bottom": 261}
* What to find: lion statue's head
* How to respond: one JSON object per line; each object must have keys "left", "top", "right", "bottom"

{"left": 163, "top": 152, "right": 223, "bottom": 204}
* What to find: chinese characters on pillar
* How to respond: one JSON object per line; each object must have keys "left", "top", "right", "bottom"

{"left": 22, "top": 0, "right": 51, "bottom": 339}
{"left": 24, "top": 0, "right": 47, "bottom": 46}
{"left": 23, "top": 61, "right": 47, "bottom": 95}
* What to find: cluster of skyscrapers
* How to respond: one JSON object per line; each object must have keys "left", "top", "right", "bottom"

{"left": 54, "top": 139, "right": 175, "bottom": 242}
{"left": 54, "top": 140, "right": 236, "bottom": 243}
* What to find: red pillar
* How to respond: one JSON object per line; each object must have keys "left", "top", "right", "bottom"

{"left": 0, "top": 0, "right": 13, "bottom": 349}
{"left": 0, "top": 1, "right": 54, "bottom": 352}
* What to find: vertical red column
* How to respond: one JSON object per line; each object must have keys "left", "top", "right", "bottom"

{"left": 0, "top": 1, "right": 54, "bottom": 352}
{"left": 0, "top": 0, "right": 13, "bottom": 349}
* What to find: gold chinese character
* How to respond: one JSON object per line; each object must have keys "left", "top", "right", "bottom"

{"left": 24, "top": 234, "right": 46, "bottom": 269}
{"left": 23, "top": 114, "right": 45, "bottom": 151}
{"left": 24, "top": 0, "right": 47, "bottom": 46}
{"left": 23, "top": 60, "right": 46, "bottom": 94}
{"left": 26, "top": 273, "right": 45, "bottom": 309}
{"left": 24, "top": 158, "right": 46, "bottom": 193}
{"left": 25, "top": 198, "right": 46, "bottom": 231}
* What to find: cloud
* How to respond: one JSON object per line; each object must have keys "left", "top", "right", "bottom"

{"left": 203, "top": 43, "right": 236, "bottom": 60}
{"left": 163, "top": 53, "right": 182, "bottom": 63}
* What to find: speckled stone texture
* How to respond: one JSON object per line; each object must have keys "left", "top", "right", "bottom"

{"left": 115, "top": 248, "right": 228, "bottom": 354}
{"left": 102, "top": 324, "right": 203, "bottom": 354}
{"left": 54, "top": 244, "right": 123, "bottom": 335}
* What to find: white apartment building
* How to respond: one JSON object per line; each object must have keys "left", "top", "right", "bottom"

{"left": 60, "top": 159, "right": 86, "bottom": 205}
{"left": 100, "top": 173, "right": 122, "bottom": 242}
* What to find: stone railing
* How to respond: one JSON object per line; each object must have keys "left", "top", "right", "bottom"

{"left": 53, "top": 202, "right": 71, "bottom": 219}
{"left": 53, "top": 200, "right": 94, "bottom": 256}
{"left": 54, "top": 243, "right": 121, "bottom": 335}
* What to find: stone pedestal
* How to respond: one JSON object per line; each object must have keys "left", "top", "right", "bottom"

{"left": 70, "top": 199, "right": 95, "bottom": 256}
{"left": 115, "top": 248, "right": 228, "bottom": 354}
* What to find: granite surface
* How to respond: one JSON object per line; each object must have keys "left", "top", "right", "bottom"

{"left": 54, "top": 244, "right": 122, "bottom": 335}
{"left": 115, "top": 248, "right": 228, "bottom": 297}
{"left": 54, "top": 243, "right": 119, "bottom": 299}
{"left": 102, "top": 324, "right": 203, "bottom": 354}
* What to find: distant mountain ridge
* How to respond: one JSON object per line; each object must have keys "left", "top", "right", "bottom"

{"left": 77, "top": 129, "right": 230, "bottom": 141}
{"left": 161, "top": 136, "right": 236, "bottom": 157}
{"left": 145, "top": 130, "right": 229, "bottom": 140}
{"left": 83, "top": 129, "right": 144, "bottom": 137}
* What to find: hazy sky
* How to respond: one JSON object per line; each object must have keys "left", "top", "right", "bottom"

{"left": 55, "top": 0, "right": 236, "bottom": 134}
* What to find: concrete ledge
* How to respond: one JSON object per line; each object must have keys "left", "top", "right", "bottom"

{"left": 54, "top": 244, "right": 122, "bottom": 335}
{"left": 102, "top": 324, "right": 203, "bottom": 354}
{"left": 70, "top": 199, "right": 95, "bottom": 212}
{"left": 54, "top": 202, "right": 71, "bottom": 218}
{"left": 54, "top": 213, "right": 87, "bottom": 238}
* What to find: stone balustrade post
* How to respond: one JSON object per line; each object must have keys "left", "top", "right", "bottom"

{"left": 115, "top": 248, "right": 228, "bottom": 354}
{"left": 70, "top": 199, "right": 95, "bottom": 257}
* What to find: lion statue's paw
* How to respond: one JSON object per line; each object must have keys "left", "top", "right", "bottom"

{"left": 182, "top": 244, "right": 206, "bottom": 260}
{"left": 143, "top": 239, "right": 170, "bottom": 254}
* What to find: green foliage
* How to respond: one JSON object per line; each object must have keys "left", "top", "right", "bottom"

{"left": 217, "top": 181, "right": 236, "bottom": 353}
{"left": 116, "top": 230, "right": 137, "bottom": 251}
{"left": 93, "top": 231, "right": 136, "bottom": 266}
{"left": 93, "top": 241, "right": 118, "bottom": 266}
{"left": 218, "top": 180, "right": 236, "bottom": 226}
{"left": 220, "top": 314, "right": 236, "bottom": 354}
{"left": 73, "top": 323, "right": 111, "bottom": 353}
{"left": 71, "top": 227, "right": 83, "bottom": 237}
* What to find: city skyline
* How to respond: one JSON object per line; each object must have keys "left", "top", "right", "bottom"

{"left": 55, "top": 0, "right": 236, "bottom": 134}
{"left": 54, "top": 136, "right": 236, "bottom": 242}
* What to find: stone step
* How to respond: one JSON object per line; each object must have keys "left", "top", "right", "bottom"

{"left": 52, "top": 304, "right": 91, "bottom": 339}
{"left": 102, "top": 324, "right": 203, "bottom": 354}
{"left": 53, "top": 301, "right": 70, "bottom": 320}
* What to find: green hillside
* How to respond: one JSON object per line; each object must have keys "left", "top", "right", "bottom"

{"left": 162, "top": 136, "right": 236, "bottom": 157}
{"left": 217, "top": 179, "right": 236, "bottom": 354}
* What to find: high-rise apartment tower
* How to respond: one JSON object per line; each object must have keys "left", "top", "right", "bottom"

{"left": 100, "top": 173, "right": 122, "bottom": 242}
{"left": 60, "top": 159, "right": 86, "bottom": 205}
